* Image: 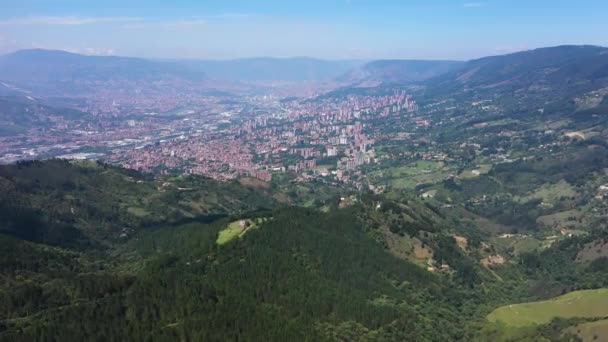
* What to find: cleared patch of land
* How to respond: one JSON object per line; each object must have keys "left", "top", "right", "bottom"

{"left": 459, "top": 164, "right": 492, "bottom": 179}
{"left": 569, "top": 318, "right": 608, "bottom": 342}
{"left": 216, "top": 218, "right": 269, "bottom": 245}
{"left": 537, "top": 209, "right": 583, "bottom": 229}
{"left": 515, "top": 179, "right": 578, "bottom": 205}
{"left": 127, "top": 207, "right": 151, "bottom": 217}
{"left": 577, "top": 239, "right": 608, "bottom": 263}
{"left": 487, "top": 289, "right": 608, "bottom": 327}
{"left": 377, "top": 225, "right": 432, "bottom": 265}
{"left": 492, "top": 235, "right": 544, "bottom": 255}
{"left": 370, "top": 161, "right": 451, "bottom": 189}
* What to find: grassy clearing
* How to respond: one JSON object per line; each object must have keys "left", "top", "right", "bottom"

{"left": 491, "top": 235, "right": 544, "bottom": 256}
{"left": 377, "top": 225, "right": 432, "bottom": 265}
{"left": 367, "top": 160, "right": 451, "bottom": 189}
{"left": 216, "top": 218, "right": 269, "bottom": 245}
{"left": 515, "top": 179, "right": 578, "bottom": 205}
{"left": 386, "top": 161, "right": 442, "bottom": 176}
{"left": 459, "top": 164, "right": 492, "bottom": 179}
{"left": 127, "top": 207, "right": 151, "bottom": 217}
{"left": 391, "top": 171, "right": 449, "bottom": 189}
{"left": 569, "top": 318, "right": 608, "bottom": 341}
{"left": 537, "top": 209, "right": 583, "bottom": 230}
{"left": 487, "top": 289, "right": 608, "bottom": 327}
{"left": 576, "top": 239, "right": 608, "bottom": 263}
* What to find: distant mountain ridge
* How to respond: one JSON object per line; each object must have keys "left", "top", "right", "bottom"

{"left": 0, "top": 50, "right": 364, "bottom": 91}
{"left": 427, "top": 45, "right": 608, "bottom": 94}
{"left": 178, "top": 57, "right": 365, "bottom": 82}
{"left": 0, "top": 95, "right": 87, "bottom": 136}
{"left": 0, "top": 49, "right": 207, "bottom": 95}
{"left": 2, "top": 45, "right": 607, "bottom": 97}
{"left": 339, "top": 59, "right": 464, "bottom": 86}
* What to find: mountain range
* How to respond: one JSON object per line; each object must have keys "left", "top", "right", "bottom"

{"left": 176, "top": 57, "right": 364, "bottom": 82}
{"left": 3, "top": 46, "right": 604, "bottom": 96}
{"left": 0, "top": 49, "right": 207, "bottom": 95}
{"left": 0, "top": 49, "right": 463, "bottom": 92}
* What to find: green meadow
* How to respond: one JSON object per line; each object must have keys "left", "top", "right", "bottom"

{"left": 487, "top": 289, "right": 608, "bottom": 327}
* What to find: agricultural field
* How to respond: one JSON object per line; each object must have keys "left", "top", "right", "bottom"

{"left": 492, "top": 235, "right": 545, "bottom": 256}
{"left": 459, "top": 164, "right": 492, "bottom": 179}
{"left": 513, "top": 179, "right": 579, "bottom": 205}
{"left": 373, "top": 160, "right": 451, "bottom": 189}
{"left": 487, "top": 289, "right": 608, "bottom": 327}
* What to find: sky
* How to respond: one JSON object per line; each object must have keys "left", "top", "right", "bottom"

{"left": 0, "top": 0, "right": 607, "bottom": 60}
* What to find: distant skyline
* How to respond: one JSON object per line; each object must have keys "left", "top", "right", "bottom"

{"left": 1, "top": 0, "right": 607, "bottom": 60}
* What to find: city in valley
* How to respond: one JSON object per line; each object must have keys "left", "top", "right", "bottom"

{"left": 0, "top": 84, "right": 420, "bottom": 188}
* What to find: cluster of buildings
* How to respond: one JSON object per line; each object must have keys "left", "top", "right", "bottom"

{"left": 101, "top": 90, "right": 420, "bottom": 184}
{"left": 1, "top": 86, "right": 424, "bottom": 188}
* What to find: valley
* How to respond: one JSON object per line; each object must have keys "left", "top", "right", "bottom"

{"left": 2, "top": 45, "right": 608, "bottom": 341}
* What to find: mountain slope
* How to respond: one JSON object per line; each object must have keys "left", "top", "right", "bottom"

{"left": 428, "top": 45, "right": 608, "bottom": 94}
{"left": 0, "top": 160, "right": 491, "bottom": 341}
{"left": 0, "top": 49, "right": 206, "bottom": 95}
{"left": 0, "top": 206, "right": 475, "bottom": 341}
{"left": 1, "top": 161, "right": 608, "bottom": 340}
{"left": 0, "top": 95, "right": 87, "bottom": 136}
{"left": 0, "top": 159, "right": 275, "bottom": 247}
{"left": 339, "top": 59, "right": 463, "bottom": 86}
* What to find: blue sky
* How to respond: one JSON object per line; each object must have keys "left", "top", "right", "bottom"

{"left": 0, "top": 0, "right": 607, "bottom": 60}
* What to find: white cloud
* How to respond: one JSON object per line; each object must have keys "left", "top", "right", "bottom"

{"left": 120, "top": 13, "right": 255, "bottom": 30}
{"left": 0, "top": 13, "right": 254, "bottom": 27}
{"left": 0, "top": 16, "right": 142, "bottom": 26}
{"left": 161, "top": 19, "right": 207, "bottom": 28}
{"left": 123, "top": 18, "right": 208, "bottom": 29}
{"left": 463, "top": 2, "right": 486, "bottom": 8}
{"left": 66, "top": 47, "right": 117, "bottom": 56}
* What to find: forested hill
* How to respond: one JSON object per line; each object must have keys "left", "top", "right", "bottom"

{"left": 415, "top": 45, "right": 608, "bottom": 135}
{"left": 427, "top": 45, "right": 608, "bottom": 93}
{"left": 2, "top": 160, "right": 608, "bottom": 341}
{"left": 0, "top": 159, "right": 275, "bottom": 248}
{"left": 0, "top": 160, "right": 487, "bottom": 340}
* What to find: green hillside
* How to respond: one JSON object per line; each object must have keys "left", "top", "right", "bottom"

{"left": 0, "top": 160, "right": 483, "bottom": 341}
{"left": 0, "top": 159, "right": 275, "bottom": 247}
{"left": 3, "top": 160, "right": 608, "bottom": 340}
{"left": 0, "top": 205, "right": 473, "bottom": 340}
{"left": 487, "top": 289, "right": 608, "bottom": 327}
